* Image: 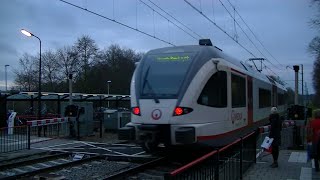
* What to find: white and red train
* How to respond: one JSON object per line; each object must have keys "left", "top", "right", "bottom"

{"left": 119, "top": 39, "right": 287, "bottom": 152}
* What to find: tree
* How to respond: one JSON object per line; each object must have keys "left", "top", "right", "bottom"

{"left": 309, "top": 0, "right": 320, "bottom": 107}
{"left": 42, "top": 50, "right": 60, "bottom": 91}
{"left": 74, "top": 35, "right": 98, "bottom": 91}
{"left": 84, "top": 44, "right": 142, "bottom": 94}
{"left": 15, "top": 36, "right": 143, "bottom": 96}
{"left": 55, "top": 46, "right": 80, "bottom": 91}
{"left": 14, "top": 53, "right": 38, "bottom": 91}
{"left": 313, "top": 55, "right": 320, "bottom": 106}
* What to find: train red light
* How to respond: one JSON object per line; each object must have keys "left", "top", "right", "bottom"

{"left": 132, "top": 107, "right": 141, "bottom": 116}
{"left": 174, "top": 107, "right": 183, "bottom": 116}
{"left": 173, "top": 107, "right": 193, "bottom": 116}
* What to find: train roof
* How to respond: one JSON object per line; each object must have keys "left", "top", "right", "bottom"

{"left": 147, "top": 44, "right": 286, "bottom": 91}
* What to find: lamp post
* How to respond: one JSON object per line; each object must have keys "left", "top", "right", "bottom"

{"left": 107, "top": 80, "right": 112, "bottom": 108}
{"left": 5, "top": 65, "right": 9, "bottom": 91}
{"left": 21, "top": 29, "right": 42, "bottom": 120}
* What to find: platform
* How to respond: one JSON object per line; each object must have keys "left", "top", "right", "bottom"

{"left": 244, "top": 149, "right": 320, "bottom": 180}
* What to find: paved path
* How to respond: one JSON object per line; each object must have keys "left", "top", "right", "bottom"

{"left": 244, "top": 150, "right": 320, "bottom": 180}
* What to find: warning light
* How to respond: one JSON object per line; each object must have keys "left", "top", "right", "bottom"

{"left": 173, "top": 107, "right": 193, "bottom": 116}
{"left": 132, "top": 107, "right": 141, "bottom": 116}
{"left": 174, "top": 107, "right": 183, "bottom": 116}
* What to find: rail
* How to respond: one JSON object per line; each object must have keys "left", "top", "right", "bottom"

{"left": 165, "top": 131, "right": 257, "bottom": 180}
{"left": 105, "top": 157, "right": 167, "bottom": 180}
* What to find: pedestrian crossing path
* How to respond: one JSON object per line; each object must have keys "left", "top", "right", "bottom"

{"left": 244, "top": 150, "right": 320, "bottom": 180}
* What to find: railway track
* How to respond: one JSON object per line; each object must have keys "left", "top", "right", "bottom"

{"left": 0, "top": 152, "right": 103, "bottom": 180}
{"left": 105, "top": 148, "right": 213, "bottom": 180}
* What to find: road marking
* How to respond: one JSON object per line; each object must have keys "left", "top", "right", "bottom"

{"left": 81, "top": 142, "right": 129, "bottom": 156}
{"left": 300, "top": 167, "right": 312, "bottom": 180}
{"left": 288, "top": 152, "right": 307, "bottom": 163}
{"left": 131, "top": 151, "right": 146, "bottom": 156}
{"left": 40, "top": 141, "right": 79, "bottom": 148}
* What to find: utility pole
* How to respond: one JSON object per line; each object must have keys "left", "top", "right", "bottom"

{"left": 69, "top": 73, "right": 73, "bottom": 105}
{"left": 305, "top": 82, "right": 308, "bottom": 105}
{"left": 293, "top": 65, "right": 299, "bottom": 105}
{"left": 301, "top": 64, "right": 304, "bottom": 106}
{"left": 5, "top": 65, "right": 9, "bottom": 91}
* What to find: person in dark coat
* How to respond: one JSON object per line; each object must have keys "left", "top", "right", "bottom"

{"left": 269, "top": 107, "right": 282, "bottom": 168}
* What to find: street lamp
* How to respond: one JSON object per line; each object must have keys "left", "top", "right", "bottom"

{"left": 21, "top": 29, "right": 42, "bottom": 120}
{"left": 5, "top": 65, "right": 9, "bottom": 91}
{"left": 107, "top": 80, "right": 112, "bottom": 108}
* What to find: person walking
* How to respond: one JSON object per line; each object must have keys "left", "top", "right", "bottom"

{"left": 310, "top": 109, "right": 320, "bottom": 171}
{"left": 269, "top": 107, "right": 282, "bottom": 168}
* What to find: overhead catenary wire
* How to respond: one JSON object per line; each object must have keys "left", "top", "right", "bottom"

{"left": 218, "top": 0, "right": 282, "bottom": 71}
{"left": 139, "top": 0, "right": 199, "bottom": 40}
{"left": 59, "top": 0, "right": 175, "bottom": 46}
{"left": 226, "top": 0, "right": 285, "bottom": 70}
{"left": 184, "top": 0, "right": 257, "bottom": 57}
{"left": 218, "top": 0, "right": 266, "bottom": 58}
{"left": 144, "top": 0, "right": 202, "bottom": 39}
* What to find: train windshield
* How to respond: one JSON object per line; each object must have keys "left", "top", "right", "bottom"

{"left": 140, "top": 52, "right": 194, "bottom": 98}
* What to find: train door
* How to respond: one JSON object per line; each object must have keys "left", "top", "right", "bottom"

{"left": 247, "top": 76, "right": 253, "bottom": 125}
{"left": 231, "top": 70, "right": 247, "bottom": 130}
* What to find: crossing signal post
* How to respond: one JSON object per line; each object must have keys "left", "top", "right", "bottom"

{"left": 64, "top": 105, "right": 84, "bottom": 140}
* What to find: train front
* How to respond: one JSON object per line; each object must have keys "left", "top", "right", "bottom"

{"left": 119, "top": 46, "right": 198, "bottom": 152}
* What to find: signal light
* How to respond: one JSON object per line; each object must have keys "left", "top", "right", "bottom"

{"left": 64, "top": 105, "right": 79, "bottom": 117}
{"left": 132, "top": 107, "right": 141, "bottom": 116}
{"left": 174, "top": 107, "right": 183, "bottom": 116}
{"left": 173, "top": 107, "right": 193, "bottom": 116}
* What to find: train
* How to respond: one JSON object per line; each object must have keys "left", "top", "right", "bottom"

{"left": 119, "top": 39, "right": 287, "bottom": 152}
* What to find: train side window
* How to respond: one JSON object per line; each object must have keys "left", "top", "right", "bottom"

{"left": 197, "top": 71, "right": 227, "bottom": 108}
{"left": 259, "top": 88, "right": 271, "bottom": 108}
{"left": 231, "top": 74, "right": 246, "bottom": 108}
{"left": 278, "top": 93, "right": 285, "bottom": 105}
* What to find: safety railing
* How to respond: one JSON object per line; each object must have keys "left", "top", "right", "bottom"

{"left": 26, "top": 117, "right": 70, "bottom": 144}
{"left": 164, "top": 131, "right": 257, "bottom": 180}
{"left": 0, "top": 125, "right": 29, "bottom": 153}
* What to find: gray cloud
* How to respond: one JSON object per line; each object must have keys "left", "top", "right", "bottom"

{"left": 0, "top": 0, "right": 318, "bottom": 93}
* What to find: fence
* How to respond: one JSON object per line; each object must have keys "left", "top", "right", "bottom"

{"left": 164, "top": 131, "right": 257, "bottom": 180}
{"left": 0, "top": 125, "right": 29, "bottom": 153}
{"left": 0, "top": 117, "right": 71, "bottom": 153}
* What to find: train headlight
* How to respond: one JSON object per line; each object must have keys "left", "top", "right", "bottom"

{"left": 173, "top": 107, "right": 193, "bottom": 116}
{"left": 132, "top": 107, "right": 141, "bottom": 116}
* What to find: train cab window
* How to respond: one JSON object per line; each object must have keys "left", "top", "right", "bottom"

{"left": 197, "top": 71, "right": 227, "bottom": 107}
{"left": 231, "top": 74, "right": 246, "bottom": 108}
{"left": 259, "top": 88, "right": 271, "bottom": 108}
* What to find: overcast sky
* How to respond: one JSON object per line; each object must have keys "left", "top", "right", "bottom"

{"left": 0, "top": 0, "right": 318, "bottom": 94}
